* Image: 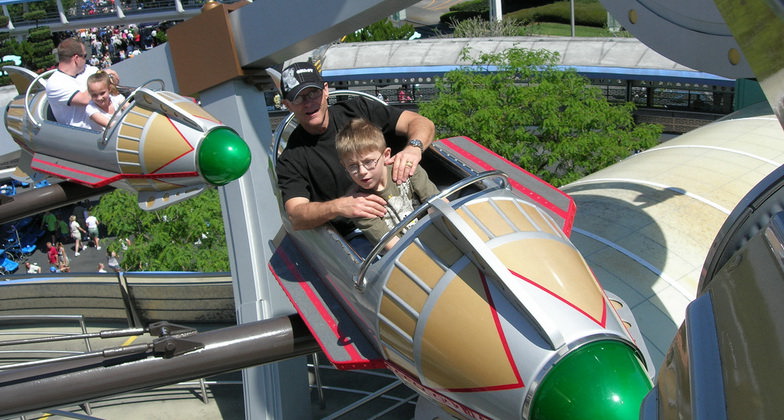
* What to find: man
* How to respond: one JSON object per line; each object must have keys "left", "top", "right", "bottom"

{"left": 85, "top": 212, "right": 101, "bottom": 250}
{"left": 41, "top": 211, "right": 57, "bottom": 244}
{"left": 46, "top": 241, "right": 58, "bottom": 268}
{"left": 45, "top": 37, "right": 119, "bottom": 129}
{"left": 25, "top": 261, "right": 42, "bottom": 274}
{"left": 274, "top": 61, "right": 436, "bottom": 234}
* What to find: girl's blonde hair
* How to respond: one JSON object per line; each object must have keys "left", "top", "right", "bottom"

{"left": 87, "top": 71, "right": 119, "bottom": 96}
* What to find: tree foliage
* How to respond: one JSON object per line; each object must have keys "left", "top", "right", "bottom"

{"left": 343, "top": 18, "right": 415, "bottom": 42}
{"left": 91, "top": 188, "right": 229, "bottom": 272}
{"left": 418, "top": 47, "right": 661, "bottom": 186}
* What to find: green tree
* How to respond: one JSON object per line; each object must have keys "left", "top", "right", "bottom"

{"left": 343, "top": 18, "right": 415, "bottom": 42}
{"left": 91, "top": 188, "right": 229, "bottom": 272}
{"left": 419, "top": 47, "right": 661, "bottom": 186}
{"left": 0, "top": 16, "right": 12, "bottom": 81}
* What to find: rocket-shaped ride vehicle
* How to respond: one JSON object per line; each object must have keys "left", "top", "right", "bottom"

{"left": 268, "top": 92, "right": 655, "bottom": 419}
{"left": 2, "top": 66, "right": 251, "bottom": 210}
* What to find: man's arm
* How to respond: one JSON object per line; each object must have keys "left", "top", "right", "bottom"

{"left": 70, "top": 90, "right": 92, "bottom": 107}
{"left": 390, "top": 110, "right": 436, "bottom": 183}
{"left": 284, "top": 194, "right": 387, "bottom": 231}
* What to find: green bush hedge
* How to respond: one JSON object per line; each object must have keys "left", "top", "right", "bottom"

{"left": 450, "top": 0, "right": 488, "bottom": 13}
{"left": 508, "top": 1, "right": 608, "bottom": 27}
{"left": 440, "top": 0, "right": 488, "bottom": 24}
{"left": 441, "top": 0, "right": 608, "bottom": 28}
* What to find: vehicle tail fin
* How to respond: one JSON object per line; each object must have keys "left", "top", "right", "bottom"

{"left": 2, "top": 66, "right": 43, "bottom": 95}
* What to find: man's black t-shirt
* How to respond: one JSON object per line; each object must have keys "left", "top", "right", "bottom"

{"left": 276, "top": 97, "right": 405, "bottom": 234}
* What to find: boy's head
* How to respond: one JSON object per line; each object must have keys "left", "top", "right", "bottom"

{"left": 336, "top": 119, "right": 391, "bottom": 191}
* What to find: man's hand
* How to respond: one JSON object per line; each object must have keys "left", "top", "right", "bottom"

{"left": 284, "top": 194, "right": 387, "bottom": 231}
{"left": 335, "top": 193, "right": 387, "bottom": 219}
{"left": 389, "top": 145, "right": 422, "bottom": 184}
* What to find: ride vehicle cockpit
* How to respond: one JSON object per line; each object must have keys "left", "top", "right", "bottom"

{"left": 268, "top": 90, "right": 656, "bottom": 419}
{"left": 2, "top": 65, "right": 251, "bottom": 210}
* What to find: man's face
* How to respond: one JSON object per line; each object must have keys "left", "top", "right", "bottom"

{"left": 284, "top": 84, "right": 328, "bottom": 134}
{"left": 74, "top": 47, "right": 88, "bottom": 73}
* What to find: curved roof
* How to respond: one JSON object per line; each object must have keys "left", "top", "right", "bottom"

{"left": 561, "top": 102, "right": 784, "bottom": 366}
{"left": 292, "top": 37, "right": 731, "bottom": 84}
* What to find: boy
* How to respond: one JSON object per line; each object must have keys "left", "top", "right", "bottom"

{"left": 336, "top": 118, "right": 440, "bottom": 252}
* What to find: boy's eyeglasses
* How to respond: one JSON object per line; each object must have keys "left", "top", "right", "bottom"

{"left": 290, "top": 89, "right": 322, "bottom": 105}
{"left": 345, "top": 154, "right": 383, "bottom": 175}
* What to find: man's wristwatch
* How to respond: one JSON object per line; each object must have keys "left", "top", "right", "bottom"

{"left": 408, "top": 139, "right": 424, "bottom": 151}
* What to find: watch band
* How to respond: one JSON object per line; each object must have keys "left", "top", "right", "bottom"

{"left": 408, "top": 139, "right": 424, "bottom": 151}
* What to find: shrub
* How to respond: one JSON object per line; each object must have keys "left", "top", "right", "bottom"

{"left": 343, "top": 18, "right": 415, "bottom": 42}
{"left": 440, "top": 0, "right": 488, "bottom": 25}
{"left": 508, "top": 1, "right": 608, "bottom": 27}
{"left": 451, "top": 17, "right": 532, "bottom": 37}
{"left": 419, "top": 47, "right": 661, "bottom": 186}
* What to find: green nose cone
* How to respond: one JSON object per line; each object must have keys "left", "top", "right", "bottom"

{"left": 198, "top": 127, "right": 251, "bottom": 186}
{"left": 530, "top": 340, "right": 652, "bottom": 420}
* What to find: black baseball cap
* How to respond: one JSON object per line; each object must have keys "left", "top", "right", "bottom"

{"left": 280, "top": 62, "right": 324, "bottom": 102}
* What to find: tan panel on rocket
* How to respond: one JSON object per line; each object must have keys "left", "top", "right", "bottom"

{"left": 142, "top": 114, "right": 194, "bottom": 173}
{"left": 455, "top": 207, "right": 489, "bottom": 241}
{"left": 417, "top": 225, "right": 463, "bottom": 267}
{"left": 119, "top": 127, "right": 144, "bottom": 143}
{"left": 520, "top": 202, "right": 561, "bottom": 236}
{"left": 122, "top": 107, "right": 153, "bottom": 127}
{"left": 126, "top": 178, "right": 182, "bottom": 192}
{"left": 398, "top": 243, "right": 445, "bottom": 290}
{"left": 117, "top": 137, "right": 141, "bottom": 152}
{"left": 117, "top": 152, "right": 142, "bottom": 173}
{"left": 168, "top": 97, "right": 219, "bottom": 123}
{"left": 420, "top": 266, "right": 520, "bottom": 390}
{"left": 379, "top": 321, "right": 415, "bottom": 362}
{"left": 496, "top": 240, "right": 605, "bottom": 324}
{"left": 464, "top": 201, "right": 515, "bottom": 237}
{"left": 386, "top": 267, "right": 428, "bottom": 314}
{"left": 5, "top": 100, "right": 25, "bottom": 140}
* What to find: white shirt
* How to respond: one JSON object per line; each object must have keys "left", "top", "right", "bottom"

{"left": 85, "top": 93, "right": 125, "bottom": 131}
{"left": 70, "top": 220, "right": 81, "bottom": 237}
{"left": 85, "top": 215, "right": 99, "bottom": 229}
{"left": 45, "top": 65, "right": 99, "bottom": 129}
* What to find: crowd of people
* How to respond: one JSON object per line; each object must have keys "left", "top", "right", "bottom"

{"left": 54, "top": 23, "right": 163, "bottom": 70}
{"left": 38, "top": 200, "right": 121, "bottom": 273}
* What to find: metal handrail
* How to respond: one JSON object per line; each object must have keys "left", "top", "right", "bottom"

{"left": 354, "top": 170, "right": 509, "bottom": 291}
{"left": 24, "top": 69, "right": 56, "bottom": 128}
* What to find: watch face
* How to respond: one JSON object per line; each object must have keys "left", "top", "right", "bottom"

{"left": 409, "top": 139, "right": 423, "bottom": 149}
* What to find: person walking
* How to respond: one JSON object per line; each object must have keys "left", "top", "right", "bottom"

{"left": 69, "top": 215, "right": 87, "bottom": 256}
{"left": 85, "top": 212, "right": 101, "bottom": 250}
{"left": 41, "top": 211, "right": 58, "bottom": 244}
{"left": 57, "top": 218, "right": 70, "bottom": 243}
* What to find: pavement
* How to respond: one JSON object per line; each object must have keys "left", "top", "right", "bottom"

{"left": 15, "top": 199, "right": 119, "bottom": 275}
